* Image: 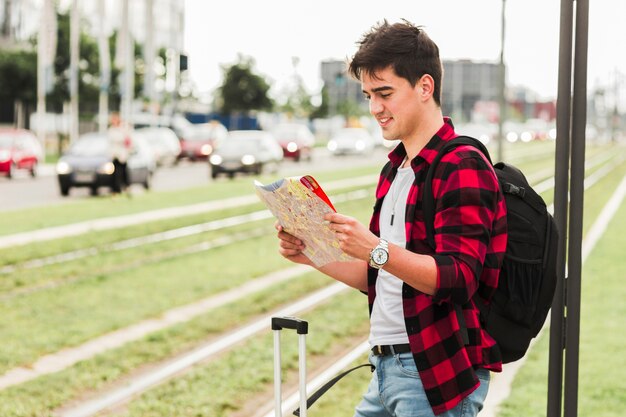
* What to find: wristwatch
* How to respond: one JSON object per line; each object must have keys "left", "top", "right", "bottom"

{"left": 369, "top": 239, "right": 389, "bottom": 269}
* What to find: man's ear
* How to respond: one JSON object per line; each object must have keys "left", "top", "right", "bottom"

{"left": 417, "top": 74, "right": 435, "bottom": 100}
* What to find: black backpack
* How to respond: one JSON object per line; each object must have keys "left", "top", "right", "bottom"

{"left": 423, "top": 136, "right": 559, "bottom": 363}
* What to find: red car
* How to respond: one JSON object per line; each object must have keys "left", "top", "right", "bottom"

{"left": 0, "top": 128, "right": 43, "bottom": 179}
{"left": 177, "top": 121, "right": 228, "bottom": 161}
{"left": 272, "top": 123, "right": 316, "bottom": 161}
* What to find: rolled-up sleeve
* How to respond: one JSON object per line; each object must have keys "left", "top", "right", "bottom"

{"left": 430, "top": 151, "right": 501, "bottom": 304}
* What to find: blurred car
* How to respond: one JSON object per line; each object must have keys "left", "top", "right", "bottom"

{"left": 327, "top": 127, "right": 376, "bottom": 155}
{"left": 271, "top": 123, "right": 315, "bottom": 161}
{"left": 368, "top": 125, "right": 400, "bottom": 149}
{"left": 56, "top": 131, "right": 155, "bottom": 196}
{"left": 456, "top": 122, "right": 497, "bottom": 145}
{"left": 135, "top": 126, "right": 181, "bottom": 166}
{"left": 209, "top": 130, "right": 283, "bottom": 179}
{"left": 178, "top": 121, "right": 228, "bottom": 161}
{"left": 0, "top": 128, "right": 43, "bottom": 179}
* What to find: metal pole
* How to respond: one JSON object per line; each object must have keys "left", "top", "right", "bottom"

{"left": 36, "top": 2, "right": 47, "bottom": 142}
{"left": 97, "top": 0, "right": 109, "bottom": 134}
{"left": 119, "top": 0, "right": 133, "bottom": 125}
{"left": 563, "top": 0, "right": 589, "bottom": 415}
{"left": 497, "top": 0, "right": 506, "bottom": 162}
{"left": 144, "top": 0, "right": 157, "bottom": 126}
{"left": 69, "top": 0, "right": 79, "bottom": 143}
{"left": 298, "top": 333, "right": 307, "bottom": 417}
{"left": 1, "top": 0, "right": 11, "bottom": 38}
{"left": 273, "top": 330, "right": 282, "bottom": 417}
{"left": 548, "top": 0, "right": 574, "bottom": 415}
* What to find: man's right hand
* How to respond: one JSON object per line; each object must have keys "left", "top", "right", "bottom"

{"left": 275, "top": 222, "right": 313, "bottom": 267}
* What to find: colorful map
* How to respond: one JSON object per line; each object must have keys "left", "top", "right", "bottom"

{"left": 255, "top": 176, "right": 353, "bottom": 267}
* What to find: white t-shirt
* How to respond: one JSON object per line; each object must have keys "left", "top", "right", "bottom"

{"left": 109, "top": 126, "right": 132, "bottom": 163}
{"left": 369, "top": 165, "right": 413, "bottom": 346}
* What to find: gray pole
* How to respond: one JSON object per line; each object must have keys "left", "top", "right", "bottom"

{"left": 2, "top": 0, "right": 11, "bottom": 38}
{"left": 144, "top": 0, "right": 157, "bottom": 125}
{"left": 547, "top": 0, "right": 574, "bottom": 415}
{"left": 120, "top": 0, "right": 133, "bottom": 125}
{"left": 36, "top": 2, "right": 47, "bottom": 142}
{"left": 497, "top": 0, "right": 506, "bottom": 162}
{"left": 69, "top": 0, "right": 79, "bottom": 143}
{"left": 97, "top": 0, "right": 109, "bottom": 134}
{"left": 563, "top": 0, "right": 589, "bottom": 415}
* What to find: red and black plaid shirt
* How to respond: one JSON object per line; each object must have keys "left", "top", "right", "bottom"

{"left": 367, "top": 118, "right": 507, "bottom": 415}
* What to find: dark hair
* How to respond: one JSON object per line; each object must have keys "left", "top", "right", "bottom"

{"left": 348, "top": 19, "right": 443, "bottom": 106}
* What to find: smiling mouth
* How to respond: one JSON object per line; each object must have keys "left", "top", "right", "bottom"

{"left": 378, "top": 117, "right": 392, "bottom": 127}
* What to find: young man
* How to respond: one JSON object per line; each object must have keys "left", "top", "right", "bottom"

{"left": 277, "top": 20, "right": 507, "bottom": 417}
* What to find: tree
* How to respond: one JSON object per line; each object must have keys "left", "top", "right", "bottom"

{"left": 0, "top": 48, "right": 37, "bottom": 124}
{"left": 0, "top": 49, "right": 37, "bottom": 103}
{"left": 47, "top": 12, "right": 144, "bottom": 116}
{"left": 216, "top": 55, "right": 273, "bottom": 115}
{"left": 310, "top": 86, "right": 329, "bottom": 119}
{"left": 46, "top": 11, "right": 103, "bottom": 114}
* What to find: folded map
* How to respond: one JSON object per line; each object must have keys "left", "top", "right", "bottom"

{"left": 254, "top": 175, "right": 352, "bottom": 267}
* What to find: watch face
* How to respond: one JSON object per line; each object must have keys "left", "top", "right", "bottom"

{"left": 372, "top": 248, "right": 388, "bottom": 265}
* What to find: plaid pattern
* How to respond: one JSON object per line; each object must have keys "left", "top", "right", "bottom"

{"left": 367, "top": 118, "right": 508, "bottom": 415}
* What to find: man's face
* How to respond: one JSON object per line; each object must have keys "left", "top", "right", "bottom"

{"left": 361, "top": 67, "right": 423, "bottom": 142}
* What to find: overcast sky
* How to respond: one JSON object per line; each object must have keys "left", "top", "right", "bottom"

{"left": 183, "top": 0, "right": 624, "bottom": 105}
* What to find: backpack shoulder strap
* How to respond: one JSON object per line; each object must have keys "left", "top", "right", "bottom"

{"left": 422, "top": 136, "right": 491, "bottom": 346}
{"left": 423, "top": 136, "right": 492, "bottom": 249}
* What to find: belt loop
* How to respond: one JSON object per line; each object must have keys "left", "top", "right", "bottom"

{"left": 389, "top": 345, "right": 396, "bottom": 355}
{"left": 375, "top": 345, "right": 382, "bottom": 355}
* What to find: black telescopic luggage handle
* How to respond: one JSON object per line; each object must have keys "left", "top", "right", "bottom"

{"left": 272, "top": 316, "right": 309, "bottom": 334}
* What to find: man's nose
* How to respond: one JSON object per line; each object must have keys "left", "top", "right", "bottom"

{"left": 369, "top": 97, "right": 383, "bottom": 115}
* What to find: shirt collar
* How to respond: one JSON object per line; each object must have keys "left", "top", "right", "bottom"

{"left": 386, "top": 117, "right": 457, "bottom": 169}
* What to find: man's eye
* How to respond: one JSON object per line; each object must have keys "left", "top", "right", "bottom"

{"left": 364, "top": 96, "right": 371, "bottom": 101}
{"left": 381, "top": 93, "right": 391, "bottom": 98}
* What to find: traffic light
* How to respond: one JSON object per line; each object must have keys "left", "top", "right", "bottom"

{"left": 179, "top": 54, "right": 188, "bottom": 72}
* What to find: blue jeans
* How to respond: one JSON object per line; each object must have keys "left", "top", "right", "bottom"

{"left": 354, "top": 352, "right": 490, "bottom": 417}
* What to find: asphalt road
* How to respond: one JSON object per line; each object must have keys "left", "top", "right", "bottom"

{"left": 0, "top": 147, "right": 390, "bottom": 212}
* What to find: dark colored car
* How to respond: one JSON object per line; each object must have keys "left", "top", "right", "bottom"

{"left": 178, "top": 121, "right": 228, "bottom": 161}
{"left": 209, "top": 130, "right": 283, "bottom": 179}
{"left": 56, "top": 131, "right": 156, "bottom": 196}
{"left": 271, "top": 123, "right": 315, "bottom": 161}
{"left": 0, "top": 128, "right": 43, "bottom": 179}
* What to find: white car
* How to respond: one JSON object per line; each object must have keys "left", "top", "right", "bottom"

{"left": 135, "top": 127, "right": 181, "bottom": 166}
{"left": 327, "top": 127, "right": 376, "bottom": 155}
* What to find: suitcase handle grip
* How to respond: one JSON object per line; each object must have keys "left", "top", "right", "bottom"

{"left": 272, "top": 316, "right": 308, "bottom": 334}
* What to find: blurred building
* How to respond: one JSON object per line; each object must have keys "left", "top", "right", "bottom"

{"left": 441, "top": 59, "right": 500, "bottom": 123}
{"left": 320, "top": 59, "right": 367, "bottom": 116}
{"left": 321, "top": 58, "right": 503, "bottom": 121}
{"left": 0, "top": 0, "right": 39, "bottom": 50}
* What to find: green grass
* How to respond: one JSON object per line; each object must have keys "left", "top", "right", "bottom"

{"left": 112, "top": 289, "right": 370, "bottom": 417}
{"left": 0, "top": 231, "right": 292, "bottom": 373}
{"left": 0, "top": 271, "right": 333, "bottom": 417}
{"left": 0, "top": 196, "right": 375, "bottom": 369}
